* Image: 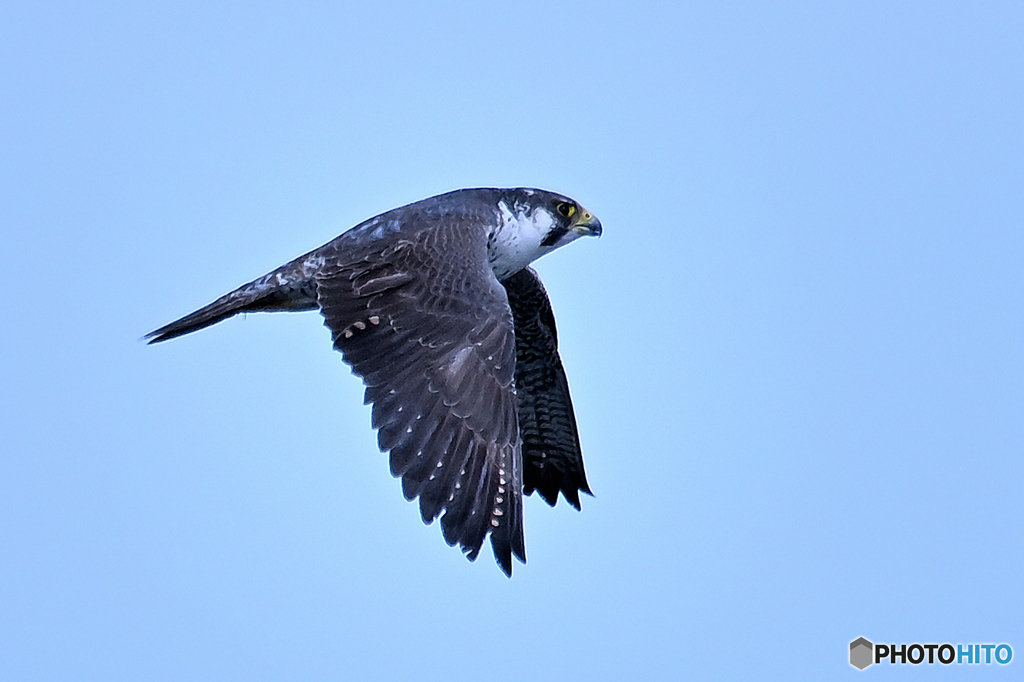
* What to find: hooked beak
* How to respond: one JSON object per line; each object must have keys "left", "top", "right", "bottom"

{"left": 572, "top": 209, "right": 602, "bottom": 237}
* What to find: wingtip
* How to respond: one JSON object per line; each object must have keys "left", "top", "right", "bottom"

{"left": 497, "top": 552, "right": 513, "bottom": 578}
{"left": 569, "top": 484, "right": 595, "bottom": 510}
{"left": 492, "top": 541, "right": 523, "bottom": 578}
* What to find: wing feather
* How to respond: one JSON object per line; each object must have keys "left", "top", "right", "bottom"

{"left": 315, "top": 214, "right": 526, "bottom": 575}
{"left": 502, "top": 267, "right": 591, "bottom": 509}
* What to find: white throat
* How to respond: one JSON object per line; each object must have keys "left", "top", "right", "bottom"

{"left": 489, "top": 201, "right": 561, "bottom": 280}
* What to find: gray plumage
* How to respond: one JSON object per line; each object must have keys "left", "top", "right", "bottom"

{"left": 147, "top": 187, "right": 600, "bottom": 576}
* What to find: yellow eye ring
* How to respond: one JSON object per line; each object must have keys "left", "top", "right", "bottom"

{"left": 556, "top": 202, "right": 576, "bottom": 218}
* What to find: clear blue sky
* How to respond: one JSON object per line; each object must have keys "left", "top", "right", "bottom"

{"left": 2, "top": 2, "right": 1021, "bottom": 679}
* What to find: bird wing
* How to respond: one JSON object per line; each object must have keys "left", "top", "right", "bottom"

{"left": 314, "top": 216, "right": 526, "bottom": 575}
{"left": 503, "top": 268, "right": 591, "bottom": 508}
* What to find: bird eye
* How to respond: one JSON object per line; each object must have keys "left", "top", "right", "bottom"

{"left": 556, "top": 202, "right": 576, "bottom": 218}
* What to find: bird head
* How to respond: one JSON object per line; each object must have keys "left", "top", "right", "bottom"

{"left": 490, "top": 188, "right": 601, "bottom": 279}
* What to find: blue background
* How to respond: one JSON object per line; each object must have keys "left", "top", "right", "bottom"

{"left": 2, "top": 2, "right": 1021, "bottom": 679}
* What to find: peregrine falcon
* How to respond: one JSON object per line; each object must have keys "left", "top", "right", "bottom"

{"left": 147, "top": 188, "right": 601, "bottom": 576}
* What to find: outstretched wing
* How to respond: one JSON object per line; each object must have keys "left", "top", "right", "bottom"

{"left": 503, "top": 268, "right": 591, "bottom": 509}
{"left": 314, "top": 215, "right": 526, "bottom": 575}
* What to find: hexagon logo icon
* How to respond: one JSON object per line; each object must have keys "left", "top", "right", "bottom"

{"left": 850, "top": 637, "right": 874, "bottom": 670}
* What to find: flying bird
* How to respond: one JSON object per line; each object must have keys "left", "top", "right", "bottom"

{"left": 147, "top": 187, "right": 601, "bottom": 576}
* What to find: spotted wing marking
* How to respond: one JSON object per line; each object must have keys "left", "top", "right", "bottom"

{"left": 314, "top": 221, "right": 526, "bottom": 574}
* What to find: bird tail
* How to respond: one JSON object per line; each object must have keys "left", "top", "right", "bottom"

{"left": 144, "top": 261, "right": 319, "bottom": 344}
